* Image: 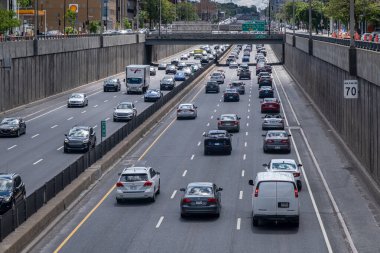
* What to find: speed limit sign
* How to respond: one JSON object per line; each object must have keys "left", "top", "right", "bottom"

{"left": 344, "top": 80, "right": 359, "bottom": 99}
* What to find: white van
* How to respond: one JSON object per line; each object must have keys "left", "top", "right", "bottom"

{"left": 249, "top": 172, "right": 299, "bottom": 227}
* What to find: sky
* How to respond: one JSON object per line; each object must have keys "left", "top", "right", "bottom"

{"left": 217, "top": 0, "right": 268, "bottom": 9}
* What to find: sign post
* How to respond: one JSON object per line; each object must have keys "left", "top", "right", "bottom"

{"left": 344, "top": 80, "right": 359, "bottom": 99}
{"left": 101, "top": 120, "right": 106, "bottom": 142}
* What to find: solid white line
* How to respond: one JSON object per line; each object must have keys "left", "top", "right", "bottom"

{"left": 244, "top": 142, "right": 247, "bottom": 147}
{"left": 81, "top": 110, "right": 86, "bottom": 114}
{"left": 206, "top": 122, "right": 210, "bottom": 126}
{"left": 170, "top": 190, "right": 177, "bottom": 199}
{"left": 156, "top": 216, "right": 164, "bottom": 228}
{"left": 51, "top": 125, "right": 58, "bottom": 129}
{"left": 31, "top": 134, "right": 39, "bottom": 139}
{"left": 93, "top": 125, "right": 98, "bottom": 129}
{"left": 182, "top": 170, "right": 187, "bottom": 177}
{"left": 33, "top": 159, "right": 43, "bottom": 165}
{"left": 239, "top": 191, "right": 243, "bottom": 200}
{"left": 197, "top": 141, "right": 201, "bottom": 146}
{"left": 93, "top": 105, "right": 98, "bottom": 108}
{"left": 57, "top": 146, "right": 63, "bottom": 151}
{"left": 7, "top": 145, "right": 17, "bottom": 150}
{"left": 243, "top": 154, "right": 246, "bottom": 160}
{"left": 67, "top": 117, "right": 73, "bottom": 120}
{"left": 190, "top": 154, "right": 195, "bottom": 160}
{"left": 236, "top": 218, "right": 241, "bottom": 230}
{"left": 241, "top": 170, "right": 245, "bottom": 177}
{"left": 104, "top": 100, "right": 108, "bottom": 103}
{"left": 105, "top": 117, "right": 110, "bottom": 121}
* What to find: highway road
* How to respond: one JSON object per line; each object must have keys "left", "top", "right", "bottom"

{"left": 0, "top": 45, "right": 203, "bottom": 194}
{"left": 27, "top": 46, "right": 380, "bottom": 253}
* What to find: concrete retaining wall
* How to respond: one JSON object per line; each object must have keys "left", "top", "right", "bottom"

{"left": 0, "top": 35, "right": 191, "bottom": 113}
{"left": 272, "top": 42, "right": 380, "bottom": 185}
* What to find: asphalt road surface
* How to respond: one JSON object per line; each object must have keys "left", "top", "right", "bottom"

{"left": 27, "top": 46, "right": 380, "bottom": 253}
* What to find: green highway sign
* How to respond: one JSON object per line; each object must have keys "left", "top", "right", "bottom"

{"left": 101, "top": 120, "right": 106, "bottom": 138}
{"left": 242, "top": 20, "right": 266, "bottom": 32}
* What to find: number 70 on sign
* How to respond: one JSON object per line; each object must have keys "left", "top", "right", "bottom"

{"left": 344, "top": 80, "right": 359, "bottom": 99}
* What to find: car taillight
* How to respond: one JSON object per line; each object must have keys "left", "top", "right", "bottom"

{"left": 116, "top": 182, "right": 124, "bottom": 187}
{"left": 189, "top": 109, "right": 194, "bottom": 112}
{"left": 207, "top": 198, "right": 217, "bottom": 203}
{"left": 218, "top": 121, "right": 221, "bottom": 125}
{"left": 254, "top": 187, "right": 259, "bottom": 197}
{"left": 293, "top": 172, "right": 300, "bottom": 177}
{"left": 266, "top": 140, "right": 274, "bottom": 143}
{"left": 177, "top": 109, "right": 182, "bottom": 112}
{"left": 234, "top": 121, "right": 239, "bottom": 125}
{"left": 280, "top": 140, "right": 289, "bottom": 143}
{"left": 143, "top": 181, "right": 153, "bottom": 187}
{"left": 294, "top": 188, "right": 299, "bottom": 198}
{"left": 182, "top": 198, "right": 191, "bottom": 203}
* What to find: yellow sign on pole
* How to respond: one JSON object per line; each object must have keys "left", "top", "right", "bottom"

{"left": 69, "top": 4, "right": 79, "bottom": 13}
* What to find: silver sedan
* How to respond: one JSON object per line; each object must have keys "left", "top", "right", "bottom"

{"left": 176, "top": 103, "right": 197, "bottom": 119}
{"left": 217, "top": 114, "right": 241, "bottom": 132}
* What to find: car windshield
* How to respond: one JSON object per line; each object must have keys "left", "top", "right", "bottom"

{"left": 267, "top": 132, "right": 288, "bottom": 138}
{"left": 212, "top": 73, "right": 221, "bottom": 77}
{"left": 68, "top": 128, "right": 89, "bottom": 137}
{"left": 179, "top": 105, "right": 192, "bottom": 109}
{"left": 117, "top": 104, "right": 133, "bottom": 109}
{"left": 147, "top": 90, "right": 158, "bottom": 94}
{"left": 186, "top": 186, "right": 213, "bottom": 196}
{"left": 221, "top": 115, "right": 236, "bottom": 121}
{"left": 176, "top": 72, "right": 184, "bottom": 75}
{"left": 121, "top": 174, "right": 148, "bottom": 182}
{"left": 70, "top": 94, "right": 83, "bottom": 99}
{"left": 271, "top": 162, "right": 296, "bottom": 170}
{"left": 127, "top": 78, "right": 142, "bottom": 84}
{"left": 1, "top": 118, "right": 19, "bottom": 125}
{"left": 264, "top": 98, "right": 277, "bottom": 102}
{"left": 0, "top": 179, "right": 12, "bottom": 191}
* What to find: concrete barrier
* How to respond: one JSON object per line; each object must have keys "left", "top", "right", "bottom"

{"left": 295, "top": 36, "right": 309, "bottom": 53}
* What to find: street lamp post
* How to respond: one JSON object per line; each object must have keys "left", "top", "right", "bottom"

{"left": 159, "top": 0, "right": 162, "bottom": 36}
{"left": 292, "top": 0, "right": 295, "bottom": 46}
{"left": 349, "top": 0, "right": 356, "bottom": 76}
{"left": 308, "top": 0, "right": 312, "bottom": 55}
{"left": 34, "top": 0, "right": 38, "bottom": 38}
{"left": 268, "top": 0, "right": 271, "bottom": 35}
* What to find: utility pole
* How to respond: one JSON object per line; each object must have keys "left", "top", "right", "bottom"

{"left": 159, "top": 0, "right": 162, "bottom": 35}
{"left": 34, "top": 0, "right": 38, "bottom": 37}
{"left": 349, "top": 0, "right": 356, "bottom": 76}
{"left": 268, "top": 0, "right": 271, "bottom": 35}
{"left": 292, "top": 0, "right": 295, "bottom": 46}
{"left": 136, "top": 0, "right": 139, "bottom": 29}
{"left": 308, "top": 0, "right": 312, "bottom": 55}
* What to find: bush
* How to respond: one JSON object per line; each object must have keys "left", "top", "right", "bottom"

{"left": 89, "top": 21, "right": 100, "bottom": 33}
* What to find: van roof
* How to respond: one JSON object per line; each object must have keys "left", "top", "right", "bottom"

{"left": 256, "top": 172, "right": 294, "bottom": 182}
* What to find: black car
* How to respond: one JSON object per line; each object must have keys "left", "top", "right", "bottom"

{"left": 229, "top": 81, "right": 245, "bottom": 95}
{"left": 103, "top": 78, "right": 121, "bottom": 92}
{"left": 205, "top": 81, "right": 220, "bottom": 93}
{"left": 203, "top": 130, "right": 232, "bottom": 155}
{"left": 64, "top": 126, "right": 96, "bottom": 153}
{"left": 180, "top": 182, "right": 223, "bottom": 218}
{"left": 177, "top": 62, "right": 187, "bottom": 70}
{"left": 258, "top": 77, "right": 273, "bottom": 88}
{"left": 223, "top": 89, "right": 240, "bottom": 102}
{"left": 259, "top": 86, "right": 274, "bottom": 98}
{"left": 0, "top": 118, "right": 26, "bottom": 137}
{"left": 171, "top": 58, "right": 180, "bottom": 66}
{"left": 165, "top": 65, "right": 177, "bottom": 74}
{"left": 160, "top": 76, "right": 175, "bottom": 90}
{"left": 239, "top": 69, "right": 251, "bottom": 80}
{"left": 0, "top": 173, "right": 26, "bottom": 214}
{"left": 144, "top": 89, "right": 163, "bottom": 102}
{"left": 201, "top": 56, "right": 209, "bottom": 64}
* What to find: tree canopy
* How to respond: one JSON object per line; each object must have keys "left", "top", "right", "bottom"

{"left": 0, "top": 9, "right": 21, "bottom": 34}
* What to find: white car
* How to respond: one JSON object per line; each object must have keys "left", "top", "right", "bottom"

{"left": 180, "top": 54, "right": 189, "bottom": 60}
{"left": 177, "top": 103, "right": 197, "bottom": 119}
{"left": 210, "top": 72, "right": 224, "bottom": 84}
{"left": 115, "top": 167, "right": 160, "bottom": 203}
{"left": 113, "top": 102, "right": 137, "bottom": 122}
{"left": 229, "top": 61, "right": 238, "bottom": 69}
{"left": 67, "top": 93, "right": 88, "bottom": 108}
{"left": 263, "top": 159, "right": 302, "bottom": 190}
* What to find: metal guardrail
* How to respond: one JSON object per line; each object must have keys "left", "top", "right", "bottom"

{"left": 0, "top": 47, "right": 230, "bottom": 241}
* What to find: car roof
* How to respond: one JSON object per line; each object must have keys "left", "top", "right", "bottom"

{"left": 208, "top": 129, "right": 228, "bottom": 135}
{"left": 119, "top": 102, "right": 133, "bottom": 105}
{"left": 270, "top": 159, "right": 296, "bottom": 164}
{"left": 256, "top": 172, "right": 295, "bottom": 182}
{"left": 71, "top": 126, "right": 91, "bottom": 130}
{"left": 187, "top": 182, "right": 213, "bottom": 187}
{"left": 0, "top": 173, "right": 17, "bottom": 180}
{"left": 179, "top": 103, "right": 193, "bottom": 107}
{"left": 121, "top": 166, "right": 151, "bottom": 174}
{"left": 220, "top": 114, "right": 237, "bottom": 117}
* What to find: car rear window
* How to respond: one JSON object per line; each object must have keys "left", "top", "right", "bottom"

{"left": 186, "top": 186, "right": 212, "bottom": 196}
{"left": 221, "top": 115, "right": 236, "bottom": 121}
{"left": 271, "top": 162, "right": 296, "bottom": 170}
{"left": 267, "top": 132, "right": 288, "bottom": 138}
{"left": 257, "top": 182, "right": 276, "bottom": 197}
{"left": 121, "top": 174, "right": 148, "bottom": 182}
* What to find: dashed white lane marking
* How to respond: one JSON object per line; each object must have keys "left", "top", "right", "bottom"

{"left": 105, "top": 117, "right": 110, "bottom": 121}
{"left": 33, "top": 159, "right": 43, "bottom": 165}
{"left": 206, "top": 122, "right": 210, "bottom": 126}
{"left": 31, "top": 134, "right": 39, "bottom": 139}
{"left": 236, "top": 218, "right": 241, "bottom": 230}
{"left": 57, "top": 146, "right": 63, "bottom": 151}
{"left": 182, "top": 170, "right": 187, "bottom": 177}
{"left": 243, "top": 154, "right": 246, "bottom": 160}
{"left": 197, "top": 141, "right": 201, "bottom": 146}
{"left": 81, "top": 110, "right": 86, "bottom": 114}
{"left": 249, "top": 99, "right": 251, "bottom": 102}
{"left": 170, "top": 190, "right": 177, "bottom": 199}
{"left": 190, "top": 154, "right": 195, "bottom": 160}
{"left": 219, "top": 99, "right": 222, "bottom": 102}
{"left": 51, "top": 125, "right": 58, "bottom": 129}
{"left": 104, "top": 100, "right": 108, "bottom": 102}
{"left": 134, "top": 100, "right": 138, "bottom": 103}
{"left": 239, "top": 191, "right": 243, "bottom": 200}
{"left": 249, "top": 95, "right": 251, "bottom": 97}
{"left": 214, "top": 109, "right": 217, "bottom": 113}
{"left": 202, "top": 132, "right": 205, "bottom": 136}
{"left": 248, "top": 109, "right": 250, "bottom": 113}
{"left": 248, "top": 104, "right": 251, "bottom": 107}
{"left": 246, "top": 123, "right": 249, "bottom": 127}
{"left": 93, "top": 125, "right": 98, "bottom": 129}
{"left": 67, "top": 117, "right": 74, "bottom": 121}
{"left": 241, "top": 170, "right": 245, "bottom": 177}
{"left": 210, "top": 115, "right": 214, "bottom": 119}
{"left": 114, "top": 95, "right": 117, "bottom": 98}
{"left": 93, "top": 105, "right": 98, "bottom": 108}
{"left": 244, "top": 142, "right": 247, "bottom": 147}
{"left": 7, "top": 145, "right": 17, "bottom": 150}
{"left": 245, "top": 132, "right": 248, "bottom": 136}
{"left": 217, "top": 104, "right": 220, "bottom": 107}
{"left": 156, "top": 216, "right": 164, "bottom": 228}
{"left": 247, "top": 115, "right": 250, "bottom": 119}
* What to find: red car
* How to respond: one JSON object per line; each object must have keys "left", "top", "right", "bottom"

{"left": 261, "top": 98, "right": 281, "bottom": 113}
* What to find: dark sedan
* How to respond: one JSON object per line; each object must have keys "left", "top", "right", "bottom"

{"left": 64, "top": 126, "right": 96, "bottom": 153}
{"left": 144, "top": 89, "right": 163, "bottom": 102}
{"left": 180, "top": 182, "right": 222, "bottom": 218}
{"left": 160, "top": 76, "right": 175, "bottom": 90}
{"left": 0, "top": 118, "right": 26, "bottom": 137}
{"left": 262, "top": 130, "right": 291, "bottom": 153}
{"left": 259, "top": 86, "right": 274, "bottom": 98}
{"left": 229, "top": 81, "right": 245, "bottom": 95}
{"left": 165, "top": 65, "right": 177, "bottom": 74}
{"left": 262, "top": 114, "right": 285, "bottom": 130}
{"left": 203, "top": 130, "right": 232, "bottom": 155}
{"left": 205, "top": 81, "right": 220, "bottom": 93}
{"left": 158, "top": 63, "right": 167, "bottom": 70}
{"left": 223, "top": 89, "right": 240, "bottom": 102}
{"left": 0, "top": 173, "right": 26, "bottom": 214}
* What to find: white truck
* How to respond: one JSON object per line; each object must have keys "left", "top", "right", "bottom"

{"left": 125, "top": 65, "right": 150, "bottom": 94}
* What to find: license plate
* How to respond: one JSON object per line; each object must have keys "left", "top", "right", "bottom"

{"left": 268, "top": 105, "right": 273, "bottom": 108}
{"left": 214, "top": 143, "right": 221, "bottom": 146}
{"left": 274, "top": 146, "right": 281, "bottom": 150}
{"left": 224, "top": 122, "right": 231, "bottom": 126}
{"left": 229, "top": 96, "right": 233, "bottom": 99}
{"left": 278, "top": 202, "right": 289, "bottom": 208}
{"left": 196, "top": 201, "right": 203, "bottom": 205}
{"left": 130, "top": 186, "right": 136, "bottom": 190}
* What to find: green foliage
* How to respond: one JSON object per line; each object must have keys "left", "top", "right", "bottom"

{"left": 64, "top": 26, "right": 77, "bottom": 34}
{"left": 176, "top": 2, "right": 198, "bottom": 21}
{"left": 65, "top": 9, "right": 77, "bottom": 30}
{"left": 0, "top": 9, "right": 20, "bottom": 34}
{"left": 89, "top": 21, "right": 100, "bottom": 33}
{"left": 17, "top": 0, "right": 32, "bottom": 8}
{"left": 216, "top": 3, "right": 258, "bottom": 18}
{"left": 124, "top": 18, "right": 132, "bottom": 29}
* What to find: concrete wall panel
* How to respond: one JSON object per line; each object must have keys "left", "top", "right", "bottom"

{"left": 295, "top": 36, "right": 309, "bottom": 53}
{"left": 357, "top": 49, "right": 380, "bottom": 86}
{"left": 313, "top": 40, "right": 349, "bottom": 72}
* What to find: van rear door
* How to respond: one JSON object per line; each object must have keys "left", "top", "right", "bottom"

{"left": 254, "top": 182, "right": 277, "bottom": 215}
{"left": 276, "top": 181, "right": 298, "bottom": 216}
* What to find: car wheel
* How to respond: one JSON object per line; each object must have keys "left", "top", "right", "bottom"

{"left": 287, "top": 148, "right": 291, "bottom": 154}
{"left": 113, "top": 118, "right": 117, "bottom": 122}
{"left": 292, "top": 218, "right": 300, "bottom": 227}
{"left": 116, "top": 198, "right": 123, "bottom": 204}
{"left": 16, "top": 129, "right": 21, "bottom": 137}
{"left": 263, "top": 147, "right": 267, "bottom": 153}
{"left": 204, "top": 149, "right": 209, "bottom": 155}
{"left": 157, "top": 181, "right": 160, "bottom": 194}
{"left": 297, "top": 180, "right": 302, "bottom": 191}
{"left": 150, "top": 192, "right": 156, "bottom": 202}
{"left": 104, "top": 88, "right": 107, "bottom": 92}
{"left": 215, "top": 212, "right": 220, "bottom": 218}
{"left": 64, "top": 147, "right": 69, "bottom": 153}
{"left": 253, "top": 217, "right": 259, "bottom": 227}
{"left": 226, "top": 150, "right": 231, "bottom": 155}
{"left": 181, "top": 213, "right": 188, "bottom": 219}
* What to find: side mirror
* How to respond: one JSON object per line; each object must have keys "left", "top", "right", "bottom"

{"left": 217, "top": 187, "right": 223, "bottom": 191}
{"left": 288, "top": 134, "right": 292, "bottom": 137}
{"left": 217, "top": 117, "right": 220, "bottom": 120}
{"left": 238, "top": 117, "right": 241, "bottom": 120}
{"left": 297, "top": 164, "right": 302, "bottom": 167}
{"left": 118, "top": 172, "right": 121, "bottom": 176}
{"left": 262, "top": 163, "right": 268, "bottom": 167}
{"left": 156, "top": 172, "right": 160, "bottom": 175}
{"left": 229, "top": 134, "right": 233, "bottom": 137}
{"left": 64, "top": 134, "right": 67, "bottom": 137}
{"left": 248, "top": 180, "right": 254, "bottom": 186}
{"left": 123, "top": 79, "right": 126, "bottom": 82}
{"left": 179, "top": 188, "right": 186, "bottom": 192}
{"left": 202, "top": 133, "right": 206, "bottom": 137}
